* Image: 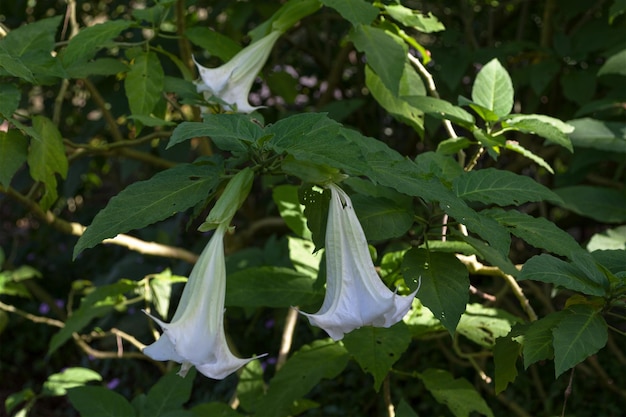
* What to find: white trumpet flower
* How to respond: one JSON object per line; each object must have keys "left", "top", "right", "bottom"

{"left": 194, "top": 30, "right": 281, "bottom": 113}
{"left": 301, "top": 184, "right": 418, "bottom": 341}
{"left": 143, "top": 223, "right": 258, "bottom": 379}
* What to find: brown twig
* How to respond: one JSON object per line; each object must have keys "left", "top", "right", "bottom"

{"left": 276, "top": 307, "right": 299, "bottom": 370}
{"left": 0, "top": 300, "right": 64, "bottom": 328}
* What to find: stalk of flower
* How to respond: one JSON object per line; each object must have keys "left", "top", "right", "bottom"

{"left": 300, "top": 183, "right": 419, "bottom": 341}
{"left": 142, "top": 169, "right": 262, "bottom": 379}
{"left": 194, "top": 30, "right": 282, "bottom": 113}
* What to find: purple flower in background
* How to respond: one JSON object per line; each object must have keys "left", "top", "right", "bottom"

{"left": 300, "top": 184, "right": 418, "bottom": 341}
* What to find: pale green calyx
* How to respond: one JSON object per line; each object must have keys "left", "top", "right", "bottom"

{"left": 142, "top": 223, "right": 264, "bottom": 379}
{"left": 300, "top": 183, "right": 418, "bottom": 341}
{"left": 194, "top": 30, "right": 282, "bottom": 113}
{"left": 199, "top": 167, "right": 254, "bottom": 232}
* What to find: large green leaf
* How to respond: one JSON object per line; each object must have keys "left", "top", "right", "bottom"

{"left": 226, "top": 267, "right": 321, "bottom": 308}
{"left": 0, "top": 129, "right": 28, "bottom": 187}
{"left": 552, "top": 304, "right": 608, "bottom": 377}
{"left": 342, "top": 323, "right": 411, "bottom": 391}
{"left": 320, "top": 0, "right": 378, "bottom": 26}
{"left": 349, "top": 25, "right": 407, "bottom": 95}
{"left": 125, "top": 51, "right": 164, "bottom": 116}
{"left": 48, "top": 280, "right": 138, "bottom": 355}
{"left": 351, "top": 193, "right": 414, "bottom": 241}
{"left": 471, "top": 58, "right": 513, "bottom": 118}
{"left": 519, "top": 254, "right": 608, "bottom": 296}
{"left": 454, "top": 168, "right": 562, "bottom": 206}
{"left": 140, "top": 369, "right": 195, "bottom": 417}
{"left": 235, "top": 360, "right": 265, "bottom": 414}
{"left": 168, "top": 114, "right": 263, "bottom": 151}
{"left": 74, "top": 161, "right": 223, "bottom": 258}
{"left": 457, "top": 304, "right": 520, "bottom": 348}
{"left": 554, "top": 185, "right": 626, "bottom": 223}
{"left": 522, "top": 313, "right": 564, "bottom": 368}
{"left": 502, "top": 114, "right": 574, "bottom": 152}
{"left": 566, "top": 118, "right": 626, "bottom": 153}
{"left": 62, "top": 20, "right": 131, "bottom": 68}
{"left": 185, "top": 27, "right": 241, "bottom": 61}
{"left": 68, "top": 386, "right": 136, "bottom": 417}
{"left": 0, "top": 83, "right": 20, "bottom": 118}
{"left": 27, "top": 116, "right": 69, "bottom": 210}
{"left": 365, "top": 64, "right": 425, "bottom": 136}
{"left": 402, "top": 248, "right": 469, "bottom": 334}
{"left": 482, "top": 208, "right": 583, "bottom": 259}
{"left": 419, "top": 368, "right": 494, "bottom": 417}
{"left": 255, "top": 340, "right": 349, "bottom": 417}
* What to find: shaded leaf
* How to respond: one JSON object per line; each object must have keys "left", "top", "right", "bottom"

{"left": 552, "top": 304, "right": 608, "bottom": 377}
{"left": 125, "top": 51, "right": 164, "bottom": 117}
{"left": 0, "top": 129, "right": 28, "bottom": 187}
{"left": 503, "top": 114, "right": 574, "bottom": 152}
{"left": 419, "top": 368, "right": 494, "bottom": 417}
{"left": 457, "top": 304, "right": 520, "bottom": 348}
{"left": 342, "top": 323, "right": 411, "bottom": 391}
{"left": 350, "top": 25, "right": 407, "bottom": 95}
{"left": 320, "top": 0, "right": 378, "bottom": 26}
{"left": 402, "top": 248, "right": 469, "bottom": 334}
{"left": 62, "top": 21, "right": 131, "bottom": 68}
{"left": 554, "top": 185, "right": 626, "bottom": 223}
{"left": 68, "top": 386, "right": 136, "bottom": 417}
{"left": 168, "top": 115, "right": 262, "bottom": 151}
{"left": 74, "top": 160, "right": 223, "bottom": 258}
{"left": 141, "top": 369, "right": 195, "bottom": 417}
{"left": 566, "top": 118, "right": 626, "bottom": 153}
{"left": 494, "top": 336, "right": 522, "bottom": 394}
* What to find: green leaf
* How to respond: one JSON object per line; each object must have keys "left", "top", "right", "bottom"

{"left": 74, "top": 160, "right": 223, "bottom": 258}
{"left": 384, "top": 5, "right": 445, "bottom": 32}
{"left": 5, "top": 388, "right": 36, "bottom": 416}
{"left": 396, "top": 400, "right": 419, "bottom": 417}
{"left": 249, "top": 0, "right": 321, "bottom": 38}
{"left": 48, "top": 280, "right": 138, "bottom": 355}
{"left": 185, "top": 27, "right": 241, "bottom": 61}
{"left": 351, "top": 194, "right": 414, "bottom": 241}
{"left": 459, "top": 234, "right": 518, "bottom": 277}
{"left": 598, "top": 48, "right": 626, "bottom": 76}
{"left": 42, "top": 367, "right": 102, "bottom": 397}
{"left": 587, "top": 225, "right": 626, "bottom": 251}
{"left": 125, "top": 51, "right": 164, "bottom": 116}
{"left": 256, "top": 340, "right": 349, "bottom": 417}
{"left": 66, "top": 58, "right": 129, "bottom": 78}
{"left": 502, "top": 141, "right": 555, "bottom": 174}
{"left": 236, "top": 360, "right": 265, "bottom": 413}
{"left": 226, "top": 267, "right": 321, "bottom": 308}
{"left": 320, "top": 0, "right": 378, "bottom": 26}
{"left": 299, "top": 185, "right": 330, "bottom": 251}
{"left": 365, "top": 64, "right": 425, "bottom": 136}
{"left": 502, "top": 114, "right": 574, "bottom": 152}
{"left": 522, "top": 313, "right": 564, "bottom": 368}
{"left": 168, "top": 115, "right": 262, "bottom": 151}
{"left": 403, "top": 95, "right": 476, "bottom": 129}
{"left": 148, "top": 269, "right": 186, "bottom": 319}
{"left": 68, "top": 386, "right": 136, "bottom": 417}
{"left": 26, "top": 116, "right": 69, "bottom": 210}
{"left": 402, "top": 248, "right": 469, "bottom": 334}
{"left": 62, "top": 20, "right": 131, "bottom": 68}
{"left": 493, "top": 336, "right": 522, "bottom": 394}
{"left": 342, "top": 323, "right": 411, "bottom": 391}
{"left": 482, "top": 208, "right": 584, "bottom": 260}
{"left": 273, "top": 185, "right": 312, "bottom": 239}
{"left": 519, "top": 254, "right": 608, "bottom": 296}
{"left": 552, "top": 304, "right": 608, "bottom": 377}
{"left": 457, "top": 304, "right": 520, "bottom": 348}
{"left": 140, "top": 369, "right": 195, "bottom": 417}
{"left": 0, "top": 83, "right": 20, "bottom": 118}
{"left": 288, "top": 237, "right": 321, "bottom": 279}
{"left": 419, "top": 368, "right": 494, "bottom": 417}
{"left": 566, "top": 118, "right": 626, "bottom": 153}
{"left": 436, "top": 137, "right": 474, "bottom": 155}
{"left": 0, "top": 129, "right": 28, "bottom": 187}
{"left": 0, "top": 46, "right": 35, "bottom": 82}
{"left": 471, "top": 58, "right": 513, "bottom": 118}
{"left": 127, "top": 115, "right": 175, "bottom": 127}
{"left": 350, "top": 25, "right": 407, "bottom": 95}
{"left": 454, "top": 168, "right": 562, "bottom": 206}
{"left": 554, "top": 185, "right": 626, "bottom": 223}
